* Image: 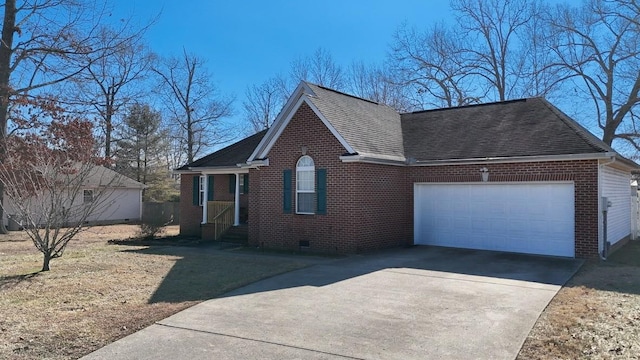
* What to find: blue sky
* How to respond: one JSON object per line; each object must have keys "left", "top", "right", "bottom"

{"left": 111, "top": 0, "right": 451, "bottom": 128}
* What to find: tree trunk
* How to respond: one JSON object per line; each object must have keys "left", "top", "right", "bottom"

{"left": 42, "top": 253, "right": 52, "bottom": 272}
{"left": 105, "top": 111, "right": 112, "bottom": 158}
{"left": 0, "top": 0, "right": 18, "bottom": 235}
{"left": 603, "top": 120, "right": 616, "bottom": 146}
{"left": 187, "top": 120, "right": 194, "bottom": 164}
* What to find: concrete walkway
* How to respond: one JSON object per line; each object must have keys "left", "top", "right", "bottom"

{"left": 82, "top": 246, "right": 582, "bottom": 360}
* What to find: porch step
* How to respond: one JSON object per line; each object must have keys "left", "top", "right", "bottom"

{"left": 219, "top": 224, "right": 248, "bottom": 244}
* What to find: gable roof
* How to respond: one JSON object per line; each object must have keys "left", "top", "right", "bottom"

{"left": 249, "top": 82, "right": 405, "bottom": 163}
{"left": 304, "top": 84, "right": 404, "bottom": 160}
{"left": 401, "top": 97, "right": 613, "bottom": 162}
{"left": 84, "top": 165, "right": 146, "bottom": 189}
{"left": 177, "top": 130, "right": 267, "bottom": 171}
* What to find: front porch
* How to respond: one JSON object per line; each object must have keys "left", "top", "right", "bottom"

{"left": 199, "top": 172, "right": 249, "bottom": 242}
{"left": 202, "top": 201, "right": 248, "bottom": 242}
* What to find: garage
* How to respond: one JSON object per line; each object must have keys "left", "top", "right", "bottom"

{"left": 414, "top": 182, "right": 575, "bottom": 257}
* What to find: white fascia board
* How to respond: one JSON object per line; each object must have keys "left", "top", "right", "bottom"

{"left": 198, "top": 167, "right": 250, "bottom": 175}
{"left": 248, "top": 82, "right": 316, "bottom": 162}
{"left": 249, "top": 96, "right": 355, "bottom": 161}
{"left": 410, "top": 152, "right": 615, "bottom": 166}
{"left": 172, "top": 169, "right": 199, "bottom": 175}
{"left": 246, "top": 159, "right": 269, "bottom": 167}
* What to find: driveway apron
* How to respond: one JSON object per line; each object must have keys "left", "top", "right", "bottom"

{"left": 82, "top": 246, "right": 582, "bottom": 360}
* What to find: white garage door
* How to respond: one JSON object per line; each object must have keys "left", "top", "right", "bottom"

{"left": 414, "top": 182, "right": 575, "bottom": 257}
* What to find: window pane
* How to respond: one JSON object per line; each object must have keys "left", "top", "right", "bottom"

{"left": 297, "top": 155, "right": 314, "bottom": 167}
{"left": 297, "top": 193, "right": 314, "bottom": 213}
{"left": 83, "top": 190, "right": 93, "bottom": 204}
{"left": 297, "top": 170, "right": 314, "bottom": 191}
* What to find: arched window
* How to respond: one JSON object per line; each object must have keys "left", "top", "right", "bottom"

{"left": 296, "top": 155, "right": 315, "bottom": 214}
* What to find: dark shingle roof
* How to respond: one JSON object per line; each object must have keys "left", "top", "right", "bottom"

{"left": 306, "top": 83, "right": 405, "bottom": 160}
{"left": 177, "top": 130, "right": 267, "bottom": 170}
{"left": 401, "top": 97, "right": 613, "bottom": 161}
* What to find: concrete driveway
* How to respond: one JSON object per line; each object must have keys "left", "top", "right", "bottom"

{"left": 82, "top": 246, "right": 582, "bottom": 360}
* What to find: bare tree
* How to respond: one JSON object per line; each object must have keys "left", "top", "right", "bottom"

{"left": 390, "top": 23, "right": 479, "bottom": 108}
{"left": 546, "top": 0, "right": 640, "bottom": 148}
{"left": 243, "top": 77, "right": 285, "bottom": 132}
{"left": 389, "top": 0, "right": 543, "bottom": 107}
{"left": 71, "top": 28, "right": 155, "bottom": 158}
{"left": 0, "top": 0, "right": 145, "bottom": 233}
{"left": 153, "top": 49, "right": 234, "bottom": 163}
{"left": 242, "top": 48, "right": 349, "bottom": 133}
{"left": 0, "top": 97, "right": 118, "bottom": 271}
{"left": 347, "top": 61, "right": 414, "bottom": 111}
{"left": 451, "top": 0, "right": 539, "bottom": 101}
{"left": 290, "top": 47, "right": 345, "bottom": 90}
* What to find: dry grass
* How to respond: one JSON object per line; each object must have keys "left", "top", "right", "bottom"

{"left": 0, "top": 225, "right": 307, "bottom": 360}
{"left": 519, "top": 240, "right": 640, "bottom": 360}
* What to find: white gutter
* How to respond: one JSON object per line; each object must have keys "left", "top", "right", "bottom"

{"left": 411, "top": 152, "right": 619, "bottom": 166}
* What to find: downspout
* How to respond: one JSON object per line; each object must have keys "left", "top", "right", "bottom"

{"left": 599, "top": 156, "right": 616, "bottom": 260}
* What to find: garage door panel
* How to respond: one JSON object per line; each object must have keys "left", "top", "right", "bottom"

{"left": 414, "top": 183, "right": 575, "bottom": 257}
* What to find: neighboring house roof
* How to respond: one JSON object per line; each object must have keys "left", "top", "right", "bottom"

{"left": 184, "top": 81, "right": 637, "bottom": 171}
{"left": 402, "top": 97, "right": 614, "bottom": 161}
{"left": 177, "top": 130, "right": 267, "bottom": 171}
{"left": 83, "top": 166, "right": 146, "bottom": 189}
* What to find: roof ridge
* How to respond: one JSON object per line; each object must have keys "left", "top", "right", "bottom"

{"left": 537, "top": 98, "right": 612, "bottom": 153}
{"left": 305, "top": 81, "right": 382, "bottom": 105}
{"left": 403, "top": 98, "right": 528, "bottom": 115}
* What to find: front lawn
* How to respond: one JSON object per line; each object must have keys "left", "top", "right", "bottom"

{"left": 0, "top": 225, "right": 307, "bottom": 360}
{"left": 518, "top": 240, "right": 640, "bottom": 359}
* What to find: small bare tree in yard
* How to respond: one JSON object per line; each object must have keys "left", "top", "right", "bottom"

{"left": 0, "top": 97, "right": 116, "bottom": 271}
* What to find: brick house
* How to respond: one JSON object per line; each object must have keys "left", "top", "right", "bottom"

{"left": 176, "top": 81, "right": 639, "bottom": 258}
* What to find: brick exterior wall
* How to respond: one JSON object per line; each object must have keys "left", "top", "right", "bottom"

{"left": 187, "top": 102, "right": 602, "bottom": 258}
{"left": 248, "top": 102, "right": 410, "bottom": 253}
{"left": 211, "top": 174, "right": 249, "bottom": 208}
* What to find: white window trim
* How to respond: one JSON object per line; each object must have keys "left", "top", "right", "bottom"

{"left": 199, "top": 175, "right": 205, "bottom": 206}
{"left": 296, "top": 155, "right": 315, "bottom": 215}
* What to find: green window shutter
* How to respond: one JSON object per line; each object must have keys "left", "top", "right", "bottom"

{"left": 243, "top": 174, "right": 249, "bottom": 194}
{"left": 283, "top": 169, "right": 292, "bottom": 213}
{"left": 316, "top": 169, "right": 327, "bottom": 215}
{"left": 207, "top": 175, "right": 214, "bottom": 201}
{"left": 192, "top": 176, "right": 200, "bottom": 206}
{"left": 229, "top": 174, "right": 235, "bottom": 193}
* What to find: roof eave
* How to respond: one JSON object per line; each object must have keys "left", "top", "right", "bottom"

{"left": 409, "top": 152, "right": 618, "bottom": 166}
{"left": 173, "top": 165, "right": 251, "bottom": 175}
